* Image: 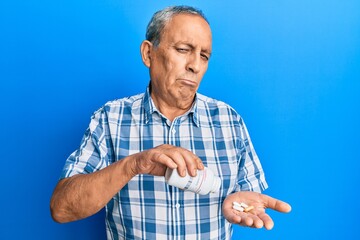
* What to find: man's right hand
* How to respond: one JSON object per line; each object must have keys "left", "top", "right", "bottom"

{"left": 130, "top": 144, "right": 204, "bottom": 177}
{"left": 50, "top": 144, "right": 203, "bottom": 223}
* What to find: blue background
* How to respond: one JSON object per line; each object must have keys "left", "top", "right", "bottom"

{"left": 1, "top": 0, "right": 359, "bottom": 239}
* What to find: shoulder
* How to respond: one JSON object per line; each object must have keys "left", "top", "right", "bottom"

{"left": 196, "top": 93, "right": 242, "bottom": 122}
{"left": 197, "top": 93, "right": 233, "bottom": 109}
{"left": 105, "top": 92, "right": 144, "bottom": 110}
{"left": 91, "top": 92, "right": 145, "bottom": 119}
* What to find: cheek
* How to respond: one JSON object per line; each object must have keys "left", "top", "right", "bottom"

{"left": 164, "top": 59, "right": 184, "bottom": 79}
{"left": 151, "top": 59, "right": 170, "bottom": 78}
{"left": 159, "top": 58, "right": 177, "bottom": 77}
{"left": 198, "top": 64, "right": 208, "bottom": 78}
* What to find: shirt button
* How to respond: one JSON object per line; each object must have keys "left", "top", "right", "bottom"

{"left": 175, "top": 203, "right": 180, "bottom": 209}
{"left": 172, "top": 128, "right": 176, "bottom": 134}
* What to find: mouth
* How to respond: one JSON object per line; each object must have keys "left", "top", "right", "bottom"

{"left": 177, "top": 78, "right": 197, "bottom": 87}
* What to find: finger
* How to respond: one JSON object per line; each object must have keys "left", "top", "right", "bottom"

{"left": 247, "top": 214, "right": 264, "bottom": 229}
{"left": 261, "top": 194, "right": 292, "bottom": 213}
{"left": 182, "top": 151, "right": 202, "bottom": 177}
{"left": 166, "top": 149, "right": 187, "bottom": 177}
{"left": 230, "top": 210, "right": 254, "bottom": 227}
{"left": 242, "top": 214, "right": 254, "bottom": 227}
{"left": 155, "top": 152, "right": 178, "bottom": 169}
{"left": 156, "top": 145, "right": 189, "bottom": 175}
{"left": 236, "top": 211, "right": 263, "bottom": 229}
{"left": 196, "top": 157, "right": 204, "bottom": 170}
{"left": 257, "top": 212, "right": 274, "bottom": 230}
{"left": 232, "top": 210, "right": 252, "bottom": 227}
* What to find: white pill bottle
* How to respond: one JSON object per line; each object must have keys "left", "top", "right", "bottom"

{"left": 165, "top": 167, "right": 221, "bottom": 195}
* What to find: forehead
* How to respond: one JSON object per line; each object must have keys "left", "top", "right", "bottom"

{"left": 161, "top": 14, "right": 212, "bottom": 51}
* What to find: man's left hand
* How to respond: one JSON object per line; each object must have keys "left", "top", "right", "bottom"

{"left": 222, "top": 191, "right": 291, "bottom": 230}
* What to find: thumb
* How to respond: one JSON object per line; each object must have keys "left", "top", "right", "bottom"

{"left": 262, "top": 194, "right": 292, "bottom": 213}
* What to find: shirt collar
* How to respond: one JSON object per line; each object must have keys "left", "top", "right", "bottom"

{"left": 143, "top": 86, "right": 200, "bottom": 127}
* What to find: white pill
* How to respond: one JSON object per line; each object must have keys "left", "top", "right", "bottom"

{"left": 240, "top": 202, "right": 249, "bottom": 208}
{"left": 233, "top": 201, "right": 242, "bottom": 207}
{"left": 232, "top": 205, "right": 244, "bottom": 212}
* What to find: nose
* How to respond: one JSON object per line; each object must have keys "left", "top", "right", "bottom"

{"left": 186, "top": 53, "right": 201, "bottom": 74}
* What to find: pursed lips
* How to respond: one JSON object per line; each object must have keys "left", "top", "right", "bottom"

{"left": 177, "top": 78, "right": 197, "bottom": 87}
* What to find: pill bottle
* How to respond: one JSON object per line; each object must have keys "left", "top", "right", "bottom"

{"left": 165, "top": 167, "right": 221, "bottom": 195}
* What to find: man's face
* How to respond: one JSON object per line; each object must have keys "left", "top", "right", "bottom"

{"left": 148, "top": 14, "right": 212, "bottom": 109}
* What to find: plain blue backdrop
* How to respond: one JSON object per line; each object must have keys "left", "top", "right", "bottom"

{"left": 1, "top": 0, "right": 359, "bottom": 239}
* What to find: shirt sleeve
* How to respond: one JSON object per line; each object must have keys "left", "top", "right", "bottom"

{"left": 60, "top": 107, "right": 112, "bottom": 179}
{"left": 236, "top": 117, "right": 268, "bottom": 193}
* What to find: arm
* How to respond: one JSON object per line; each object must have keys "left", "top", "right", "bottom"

{"left": 50, "top": 155, "right": 135, "bottom": 223}
{"left": 50, "top": 144, "right": 203, "bottom": 223}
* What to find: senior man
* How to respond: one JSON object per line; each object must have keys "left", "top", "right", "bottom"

{"left": 51, "top": 5, "right": 291, "bottom": 240}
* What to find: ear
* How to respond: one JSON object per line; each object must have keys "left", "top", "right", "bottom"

{"left": 140, "top": 40, "right": 153, "bottom": 68}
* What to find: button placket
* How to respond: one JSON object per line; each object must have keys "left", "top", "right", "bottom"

{"left": 168, "top": 118, "right": 182, "bottom": 238}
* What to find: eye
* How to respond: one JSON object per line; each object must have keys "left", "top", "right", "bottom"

{"left": 176, "top": 48, "right": 189, "bottom": 53}
{"left": 201, "top": 54, "right": 209, "bottom": 61}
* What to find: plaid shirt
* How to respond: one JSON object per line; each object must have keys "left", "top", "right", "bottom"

{"left": 61, "top": 87, "right": 268, "bottom": 240}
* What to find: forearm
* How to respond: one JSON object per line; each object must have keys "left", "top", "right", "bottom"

{"left": 50, "top": 156, "right": 137, "bottom": 223}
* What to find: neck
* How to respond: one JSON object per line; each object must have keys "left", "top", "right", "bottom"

{"left": 151, "top": 94, "right": 194, "bottom": 122}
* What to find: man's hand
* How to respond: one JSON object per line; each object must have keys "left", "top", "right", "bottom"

{"left": 130, "top": 144, "right": 204, "bottom": 177}
{"left": 222, "top": 191, "right": 291, "bottom": 230}
{"left": 50, "top": 144, "right": 203, "bottom": 223}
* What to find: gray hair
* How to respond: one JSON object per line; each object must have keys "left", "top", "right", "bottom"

{"left": 146, "top": 6, "right": 209, "bottom": 47}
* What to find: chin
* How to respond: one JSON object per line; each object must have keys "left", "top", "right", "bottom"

{"left": 178, "top": 90, "right": 196, "bottom": 100}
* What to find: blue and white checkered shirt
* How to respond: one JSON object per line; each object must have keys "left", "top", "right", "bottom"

{"left": 61, "top": 87, "right": 268, "bottom": 240}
